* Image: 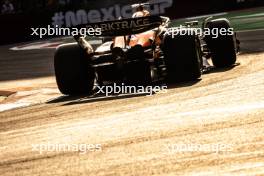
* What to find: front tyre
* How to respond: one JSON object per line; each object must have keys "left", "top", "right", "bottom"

{"left": 205, "top": 18, "right": 237, "bottom": 68}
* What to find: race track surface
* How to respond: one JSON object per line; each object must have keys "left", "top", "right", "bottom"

{"left": 0, "top": 30, "right": 264, "bottom": 175}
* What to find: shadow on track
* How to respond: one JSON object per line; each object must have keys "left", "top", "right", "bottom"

{"left": 47, "top": 80, "right": 201, "bottom": 106}
{"left": 47, "top": 92, "right": 150, "bottom": 106}
{"left": 46, "top": 62, "right": 240, "bottom": 106}
{"left": 204, "top": 63, "right": 241, "bottom": 74}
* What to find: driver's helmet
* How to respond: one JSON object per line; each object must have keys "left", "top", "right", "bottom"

{"left": 132, "top": 4, "right": 150, "bottom": 18}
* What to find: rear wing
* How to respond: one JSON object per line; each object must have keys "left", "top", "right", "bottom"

{"left": 74, "top": 16, "right": 169, "bottom": 55}
{"left": 76, "top": 15, "right": 164, "bottom": 37}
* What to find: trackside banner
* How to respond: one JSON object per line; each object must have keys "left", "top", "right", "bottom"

{"left": 1, "top": 0, "right": 264, "bottom": 44}
{"left": 76, "top": 16, "right": 163, "bottom": 36}
{"left": 51, "top": 0, "right": 173, "bottom": 27}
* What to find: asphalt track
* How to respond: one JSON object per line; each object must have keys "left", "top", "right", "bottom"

{"left": 0, "top": 30, "right": 264, "bottom": 175}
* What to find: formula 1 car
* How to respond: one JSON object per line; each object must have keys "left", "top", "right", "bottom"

{"left": 54, "top": 15, "right": 239, "bottom": 95}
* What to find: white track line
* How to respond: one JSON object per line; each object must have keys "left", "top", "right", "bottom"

{"left": 237, "top": 28, "right": 264, "bottom": 33}
{"left": 186, "top": 12, "right": 228, "bottom": 20}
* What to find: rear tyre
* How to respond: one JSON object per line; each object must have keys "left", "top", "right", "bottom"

{"left": 54, "top": 43, "right": 95, "bottom": 95}
{"left": 205, "top": 18, "right": 237, "bottom": 68}
{"left": 162, "top": 29, "right": 202, "bottom": 82}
